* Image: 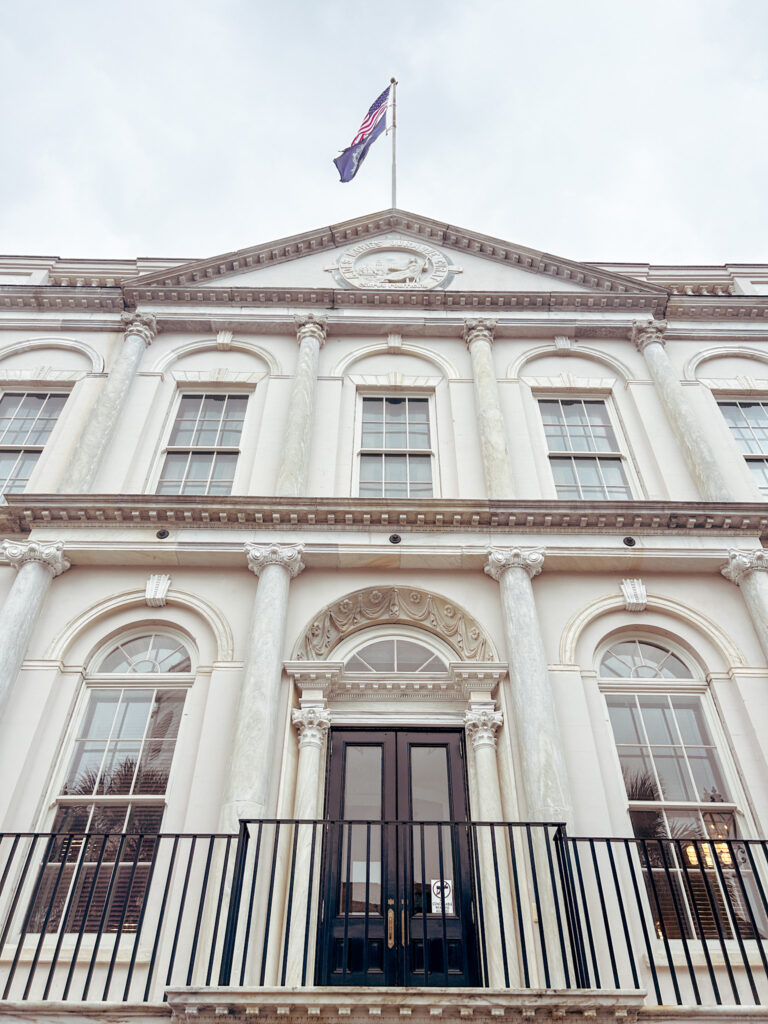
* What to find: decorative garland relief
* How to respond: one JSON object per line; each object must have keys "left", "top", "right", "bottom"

{"left": 295, "top": 586, "right": 495, "bottom": 662}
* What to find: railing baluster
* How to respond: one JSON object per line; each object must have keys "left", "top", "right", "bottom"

{"left": 3, "top": 821, "right": 767, "bottom": 1007}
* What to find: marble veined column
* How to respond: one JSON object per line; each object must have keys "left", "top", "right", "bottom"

{"left": 464, "top": 318, "right": 515, "bottom": 499}
{"left": 485, "top": 547, "right": 572, "bottom": 824}
{"left": 464, "top": 704, "right": 519, "bottom": 987}
{"left": 0, "top": 540, "right": 70, "bottom": 722}
{"left": 59, "top": 311, "right": 157, "bottom": 493}
{"left": 722, "top": 549, "right": 768, "bottom": 663}
{"left": 275, "top": 314, "right": 327, "bottom": 496}
{"left": 219, "top": 543, "right": 305, "bottom": 832}
{"left": 632, "top": 319, "right": 732, "bottom": 502}
{"left": 284, "top": 704, "right": 331, "bottom": 984}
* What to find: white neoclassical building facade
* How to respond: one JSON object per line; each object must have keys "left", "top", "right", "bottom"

{"left": 0, "top": 210, "right": 767, "bottom": 1024}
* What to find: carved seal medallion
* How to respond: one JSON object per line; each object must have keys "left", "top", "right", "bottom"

{"left": 332, "top": 238, "right": 459, "bottom": 290}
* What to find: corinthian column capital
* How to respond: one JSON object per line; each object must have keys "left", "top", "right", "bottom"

{"left": 463, "top": 318, "right": 497, "bottom": 349}
{"left": 1, "top": 540, "right": 70, "bottom": 577}
{"left": 464, "top": 705, "right": 503, "bottom": 750}
{"left": 120, "top": 311, "right": 158, "bottom": 346}
{"left": 245, "top": 542, "right": 305, "bottom": 579}
{"left": 292, "top": 705, "right": 331, "bottom": 748}
{"left": 631, "top": 318, "right": 667, "bottom": 353}
{"left": 721, "top": 548, "right": 768, "bottom": 585}
{"left": 295, "top": 313, "right": 327, "bottom": 347}
{"left": 485, "top": 546, "right": 544, "bottom": 582}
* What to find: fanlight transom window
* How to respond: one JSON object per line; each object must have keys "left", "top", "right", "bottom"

{"left": 599, "top": 639, "right": 692, "bottom": 679}
{"left": 98, "top": 633, "right": 192, "bottom": 674}
{"left": 345, "top": 638, "right": 448, "bottom": 673}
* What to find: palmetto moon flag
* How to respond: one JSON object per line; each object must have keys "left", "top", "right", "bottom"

{"left": 334, "top": 85, "right": 391, "bottom": 183}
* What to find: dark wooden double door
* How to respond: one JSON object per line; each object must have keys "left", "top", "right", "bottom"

{"left": 318, "top": 729, "right": 479, "bottom": 987}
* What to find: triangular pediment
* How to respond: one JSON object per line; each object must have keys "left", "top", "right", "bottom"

{"left": 125, "top": 209, "right": 665, "bottom": 299}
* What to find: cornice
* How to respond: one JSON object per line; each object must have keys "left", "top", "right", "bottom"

{"left": 121, "top": 285, "right": 666, "bottom": 317}
{"left": 3, "top": 495, "right": 768, "bottom": 538}
{"left": 666, "top": 294, "right": 768, "bottom": 321}
{"left": 0, "top": 285, "right": 124, "bottom": 312}
{"left": 122, "top": 208, "right": 666, "bottom": 296}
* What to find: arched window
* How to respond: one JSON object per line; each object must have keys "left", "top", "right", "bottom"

{"left": 600, "top": 637, "right": 765, "bottom": 941}
{"left": 97, "top": 632, "right": 191, "bottom": 673}
{"left": 345, "top": 637, "right": 448, "bottom": 673}
{"left": 31, "top": 632, "right": 193, "bottom": 933}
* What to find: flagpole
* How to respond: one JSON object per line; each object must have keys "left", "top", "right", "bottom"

{"left": 390, "top": 76, "right": 397, "bottom": 209}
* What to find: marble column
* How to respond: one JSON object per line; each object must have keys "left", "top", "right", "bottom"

{"left": 464, "top": 704, "right": 517, "bottom": 987}
{"left": 0, "top": 540, "right": 70, "bottom": 723}
{"left": 275, "top": 314, "right": 327, "bottom": 496}
{"left": 632, "top": 319, "right": 732, "bottom": 502}
{"left": 485, "top": 547, "right": 572, "bottom": 824}
{"left": 464, "top": 318, "right": 515, "bottom": 498}
{"left": 59, "top": 311, "right": 157, "bottom": 493}
{"left": 219, "top": 543, "right": 305, "bottom": 832}
{"left": 284, "top": 704, "right": 331, "bottom": 985}
{"left": 722, "top": 549, "right": 768, "bottom": 663}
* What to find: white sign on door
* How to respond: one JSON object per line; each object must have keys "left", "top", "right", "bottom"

{"left": 430, "top": 878, "right": 454, "bottom": 914}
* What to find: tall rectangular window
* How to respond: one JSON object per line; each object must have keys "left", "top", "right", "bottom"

{"left": 359, "top": 396, "right": 433, "bottom": 498}
{"left": 719, "top": 400, "right": 768, "bottom": 495}
{"left": 0, "top": 391, "right": 67, "bottom": 493}
{"left": 157, "top": 393, "right": 247, "bottom": 496}
{"left": 539, "top": 398, "right": 632, "bottom": 500}
{"left": 30, "top": 687, "right": 185, "bottom": 933}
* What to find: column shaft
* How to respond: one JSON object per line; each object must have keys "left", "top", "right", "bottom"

{"left": 220, "top": 545, "right": 304, "bottom": 832}
{"left": 722, "top": 550, "right": 768, "bottom": 663}
{"left": 634, "top": 321, "right": 732, "bottom": 502}
{"left": 487, "top": 549, "right": 572, "bottom": 824}
{"left": 275, "top": 315, "right": 326, "bottom": 496}
{"left": 60, "top": 313, "right": 156, "bottom": 492}
{"left": 465, "top": 319, "right": 514, "bottom": 498}
{"left": 0, "top": 542, "right": 70, "bottom": 722}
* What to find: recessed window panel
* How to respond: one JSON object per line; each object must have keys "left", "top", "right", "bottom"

{"left": 359, "top": 396, "right": 433, "bottom": 497}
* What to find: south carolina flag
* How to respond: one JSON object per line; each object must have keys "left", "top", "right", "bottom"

{"left": 333, "top": 85, "right": 391, "bottom": 183}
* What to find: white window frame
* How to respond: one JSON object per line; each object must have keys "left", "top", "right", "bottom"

{"left": 716, "top": 397, "right": 768, "bottom": 497}
{"left": 352, "top": 390, "right": 439, "bottom": 499}
{"left": 535, "top": 393, "right": 639, "bottom": 501}
{"left": 0, "top": 389, "right": 69, "bottom": 495}
{"left": 151, "top": 385, "right": 256, "bottom": 497}
{"left": 596, "top": 636, "right": 767, "bottom": 943}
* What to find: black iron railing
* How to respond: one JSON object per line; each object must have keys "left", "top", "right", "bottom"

{"left": 0, "top": 822, "right": 766, "bottom": 1004}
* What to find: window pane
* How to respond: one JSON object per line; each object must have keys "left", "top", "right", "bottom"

{"left": 748, "top": 460, "right": 768, "bottom": 496}
{"left": 169, "top": 395, "right": 202, "bottom": 446}
{"left": 638, "top": 697, "right": 677, "bottom": 745}
{"left": 98, "top": 634, "right": 192, "bottom": 673}
{"left": 606, "top": 696, "right": 643, "bottom": 744}
{"left": 352, "top": 639, "right": 396, "bottom": 672}
{"left": 384, "top": 398, "right": 407, "bottom": 448}
{"left": 408, "top": 455, "right": 433, "bottom": 497}
{"left": 550, "top": 458, "right": 581, "bottom": 499}
{"left": 359, "top": 454, "right": 382, "bottom": 497}
{"left": 407, "top": 400, "right": 430, "bottom": 449}
{"left": 383, "top": 455, "right": 408, "bottom": 497}
{"left": 62, "top": 741, "right": 106, "bottom": 795}
{"left": 395, "top": 639, "right": 438, "bottom": 672}
{"left": 362, "top": 398, "right": 384, "bottom": 448}
{"left": 687, "top": 747, "right": 730, "bottom": 803}
{"left": 651, "top": 747, "right": 694, "bottom": 801}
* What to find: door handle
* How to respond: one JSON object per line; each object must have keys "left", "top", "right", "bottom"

{"left": 387, "top": 908, "right": 395, "bottom": 948}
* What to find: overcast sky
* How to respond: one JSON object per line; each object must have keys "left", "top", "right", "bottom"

{"left": 2, "top": 0, "right": 767, "bottom": 265}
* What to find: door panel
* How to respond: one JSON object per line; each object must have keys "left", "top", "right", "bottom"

{"left": 318, "top": 729, "right": 478, "bottom": 987}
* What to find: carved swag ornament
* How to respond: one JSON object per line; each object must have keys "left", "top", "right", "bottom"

{"left": 295, "top": 586, "right": 494, "bottom": 662}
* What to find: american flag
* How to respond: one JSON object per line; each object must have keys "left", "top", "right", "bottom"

{"left": 333, "top": 84, "right": 392, "bottom": 184}
{"left": 349, "top": 86, "right": 391, "bottom": 146}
